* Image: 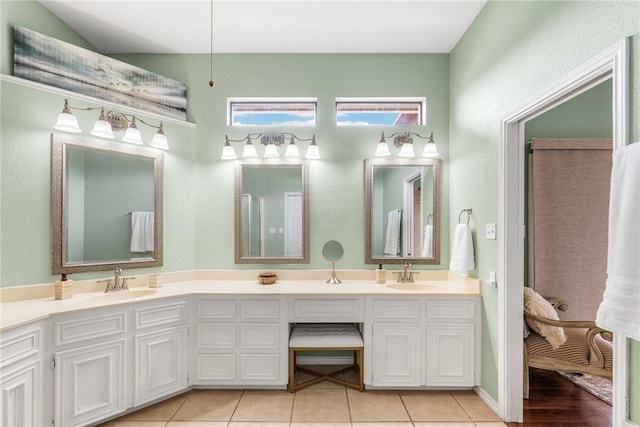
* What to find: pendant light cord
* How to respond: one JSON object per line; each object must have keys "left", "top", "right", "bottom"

{"left": 208, "top": 0, "right": 215, "bottom": 87}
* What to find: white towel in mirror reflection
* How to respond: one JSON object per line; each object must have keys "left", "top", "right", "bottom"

{"left": 384, "top": 209, "right": 402, "bottom": 256}
{"left": 421, "top": 224, "right": 433, "bottom": 258}
{"left": 131, "top": 211, "right": 154, "bottom": 252}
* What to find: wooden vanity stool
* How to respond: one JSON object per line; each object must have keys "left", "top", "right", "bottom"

{"left": 288, "top": 323, "right": 364, "bottom": 392}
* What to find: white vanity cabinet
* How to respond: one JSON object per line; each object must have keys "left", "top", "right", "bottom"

{"left": 52, "top": 307, "right": 128, "bottom": 427}
{"left": 132, "top": 300, "right": 189, "bottom": 406}
{"left": 425, "top": 298, "right": 478, "bottom": 387}
{"left": 367, "top": 296, "right": 479, "bottom": 388}
{"left": 192, "top": 296, "right": 288, "bottom": 386}
{"left": 367, "top": 298, "right": 423, "bottom": 386}
{"left": 0, "top": 323, "right": 43, "bottom": 427}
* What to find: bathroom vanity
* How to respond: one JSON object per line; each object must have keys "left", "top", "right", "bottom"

{"left": 0, "top": 273, "right": 480, "bottom": 427}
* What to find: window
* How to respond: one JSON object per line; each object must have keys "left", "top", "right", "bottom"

{"left": 229, "top": 98, "right": 317, "bottom": 126}
{"left": 336, "top": 98, "right": 425, "bottom": 126}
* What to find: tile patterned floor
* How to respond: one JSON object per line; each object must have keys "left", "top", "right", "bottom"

{"left": 99, "top": 367, "right": 506, "bottom": 427}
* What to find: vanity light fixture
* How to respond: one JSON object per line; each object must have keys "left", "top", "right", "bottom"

{"left": 222, "top": 132, "right": 320, "bottom": 160}
{"left": 53, "top": 98, "right": 170, "bottom": 149}
{"left": 375, "top": 131, "right": 438, "bottom": 158}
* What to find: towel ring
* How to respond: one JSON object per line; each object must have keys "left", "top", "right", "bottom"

{"left": 427, "top": 214, "right": 433, "bottom": 225}
{"left": 458, "top": 208, "right": 472, "bottom": 224}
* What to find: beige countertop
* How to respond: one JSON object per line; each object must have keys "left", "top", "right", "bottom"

{"left": 0, "top": 271, "right": 480, "bottom": 331}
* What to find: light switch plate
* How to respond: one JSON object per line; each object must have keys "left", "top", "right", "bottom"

{"left": 485, "top": 223, "right": 496, "bottom": 240}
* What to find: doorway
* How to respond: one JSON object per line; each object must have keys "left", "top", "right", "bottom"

{"left": 497, "top": 39, "right": 630, "bottom": 423}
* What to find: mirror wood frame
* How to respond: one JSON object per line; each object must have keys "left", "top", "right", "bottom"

{"left": 364, "top": 158, "right": 441, "bottom": 265}
{"left": 234, "top": 161, "right": 310, "bottom": 264}
{"left": 51, "top": 133, "right": 164, "bottom": 274}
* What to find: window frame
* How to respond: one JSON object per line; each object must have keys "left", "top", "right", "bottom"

{"left": 228, "top": 97, "right": 318, "bottom": 127}
{"left": 335, "top": 97, "right": 426, "bottom": 127}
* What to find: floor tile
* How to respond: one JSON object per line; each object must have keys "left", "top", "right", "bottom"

{"left": 167, "top": 422, "right": 228, "bottom": 426}
{"left": 229, "top": 423, "right": 290, "bottom": 427}
{"left": 290, "top": 423, "right": 351, "bottom": 427}
{"left": 172, "top": 389, "right": 242, "bottom": 421}
{"left": 400, "top": 391, "right": 470, "bottom": 422}
{"left": 413, "top": 423, "right": 475, "bottom": 427}
{"left": 473, "top": 423, "right": 508, "bottom": 426}
{"left": 231, "top": 390, "right": 294, "bottom": 422}
{"left": 451, "top": 391, "right": 501, "bottom": 421}
{"left": 291, "top": 388, "right": 351, "bottom": 422}
{"left": 117, "top": 392, "right": 190, "bottom": 421}
{"left": 352, "top": 423, "right": 414, "bottom": 426}
{"left": 347, "top": 389, "right": 410, "bottom": 422}
{"left": 97, "top": 422, "right": 166, "bottom": 427}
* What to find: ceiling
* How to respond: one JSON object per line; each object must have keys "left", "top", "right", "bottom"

{"left": 39, "top": 0, "right": 486, "bottom": 54}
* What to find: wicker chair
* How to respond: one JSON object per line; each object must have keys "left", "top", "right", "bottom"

{"left": 523, "top": 297, "right": 613, "bottom": 398}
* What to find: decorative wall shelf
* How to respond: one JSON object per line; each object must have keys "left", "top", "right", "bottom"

{"left": 1, "top": 74, "right": 197, "bottom": 129}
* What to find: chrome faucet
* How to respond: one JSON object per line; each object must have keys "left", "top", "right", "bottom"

{"left": 394, "top": 262, "right": 419, "bottom": 283}
{"left": 98, "top": 267, "right": 134, "bottom": 292}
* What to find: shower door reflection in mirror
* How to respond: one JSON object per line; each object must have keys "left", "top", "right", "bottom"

{"left": 235, "top": 162, "right": 309, "bottom": 264}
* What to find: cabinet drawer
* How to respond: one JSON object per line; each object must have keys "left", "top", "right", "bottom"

{"left": 56, "top": 312, "right": 126, "bottom": 346}
{"left": 290, "top": 297, "right": 363, "bottom": 322}
{"left": 240, "top": 299, "right": 280, "bottom": 319}
{"left": 197, "top": 299, "right": 236, "bottom": 320}
{"left": 0, "top": 325, "right": 40, "bottom": 365}
{"left": 135, "top": 300, "right": 188, "bottom": 329}
{"left": 371, "top": 299, "right": 422, "bottom": 321}
{"left": 240, "top": 323, "right": 280, "bottom": 349}
{"left": 426, "top": 299, "right": 476, "bottom": 321}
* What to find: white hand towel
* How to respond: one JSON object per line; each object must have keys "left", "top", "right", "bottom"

{"left": 130, "top": 211, "right": 155, "bottom": 252}
{"left": 596, "top": 142, "right": 640, "bottom": 340}
{"left": 422, "top": 224, "right": 433, "bottom": 257}
{"left": 384, "top": 209, "right": 402, "bottom": 256}
{"left": 449, "top": 223, "right": 475, "bottom": 273}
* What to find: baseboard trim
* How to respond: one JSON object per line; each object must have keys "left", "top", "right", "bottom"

{"left": 475, "top": 386, "right": 500, "bottom": 418}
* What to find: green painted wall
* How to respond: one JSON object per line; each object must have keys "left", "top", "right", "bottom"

{"left": 1, "top": 3, "right": 450, "bottom": 286}
{"left": 449, "top": 0, "right": 639, "bottom": 412}
{"left": 525, "top": 79, "right": 613, "bottom": 140}
{"left": 2, "top": 1, "right": 639, "bottom": 420}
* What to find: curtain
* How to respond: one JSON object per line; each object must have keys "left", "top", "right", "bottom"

{"left": 529, "top": 138, "right": 612, "bottom": 320}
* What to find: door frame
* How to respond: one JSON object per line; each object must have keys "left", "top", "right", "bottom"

{"left": 402, "top": 169, "right": 422, "bottom": 257}
{"left": 497, "top": 38, "right": 629, "bottom": 423}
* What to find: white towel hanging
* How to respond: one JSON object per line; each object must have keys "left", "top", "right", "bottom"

{"left": 449, "top": 223, "right": 475, "bottom": 273}
{"left": 596, "top": 142, "right": 640, "bottom": 340}
{"left": 130, "top": 211, "right": 154, "bottom": 252}
{"left": 384, "top": 209, "right": 402, "bottom": 256}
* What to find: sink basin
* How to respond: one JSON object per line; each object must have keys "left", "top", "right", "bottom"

{"left": 92, "top": 289, "right": 158, "bottom": 301}
{"left": 386, "top": 283, "right": 437, "bottom": 291}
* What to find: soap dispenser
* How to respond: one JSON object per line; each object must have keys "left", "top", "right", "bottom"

{"left": 375, "top": 264, "right": 386, "bottom": 284}
{"left": 54, "top": 273, "right": 74, "bottom": 300}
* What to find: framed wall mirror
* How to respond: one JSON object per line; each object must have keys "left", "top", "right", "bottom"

{"left": 235, "top": 161, "right": 309, "bottom": 264}
{"left": 51, "top": 134, "right": 163, "bottom": 274}
{"left": 364, "top": 158, "right": 441, "bottom": 265}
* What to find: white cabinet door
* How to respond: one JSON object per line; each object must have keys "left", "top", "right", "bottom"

{"left": 371, "top": 323, "right": 421, "bottom": 386}
{"left": 0, "top": 323, "right": 43, "bottom": 427}
{"left": 55, "top": 339, "right": 126, "bottom": 427}
{"left": 0, "top": 359, "right": 41, "bottom": 427}
{"left": 134, "top": 325, "right": 188, "bottom": 406}
{"left": 425, "top": 323, "right": 474, "bottom": 387}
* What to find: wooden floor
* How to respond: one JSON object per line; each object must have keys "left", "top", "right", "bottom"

{"left": 506, "top": 368, "right": 612, "bottom": 426}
